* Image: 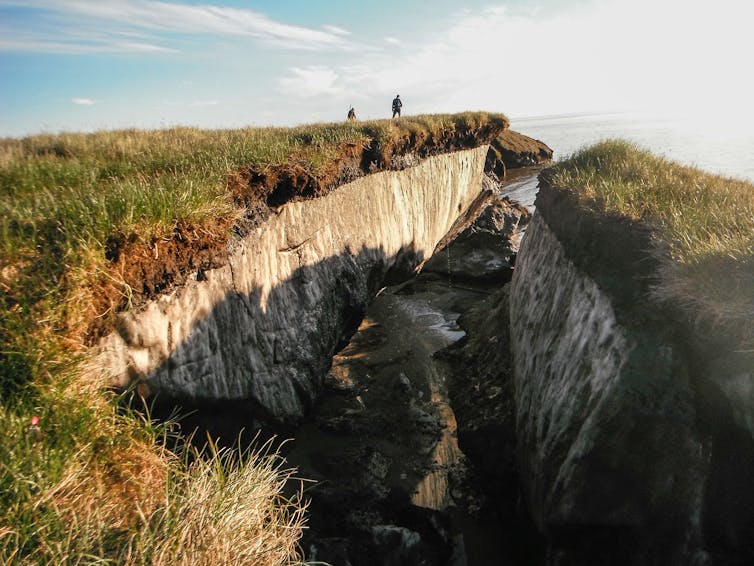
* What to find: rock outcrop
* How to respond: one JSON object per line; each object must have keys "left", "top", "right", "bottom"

{"left": 422, "top": 186, "right": 531, "bottom": 283}
{"left": 98, "top": 147, "right": 489, "bottom": 424}
{"left": 509, "top": 179, "right": 754, "bottom": 565}
{"left": 485, "top": 129, "right": 553, "bottom": 181}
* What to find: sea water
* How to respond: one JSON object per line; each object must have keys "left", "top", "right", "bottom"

{"left": 512, "top": 111, "right": 754, "bottom": 182}
{"left": 500, "top": 110, "right": 754, "bottom": 207}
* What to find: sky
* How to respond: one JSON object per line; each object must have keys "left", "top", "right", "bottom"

{"left": 1, "top": 0, "right": 753, "bottom": 136}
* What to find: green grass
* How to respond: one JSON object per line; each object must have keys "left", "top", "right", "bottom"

{"left": 0, "top": 112, "right": 506, "bottom": 564}
{"left": 0, "top": 389, "right": 307, "bottom": 565}
{"left": 551, "top": 139, "right": 754, "bottom": 330}
{"left": 0, "top": 112, "right": 508, "bottom": 264}
{"left": 0, "top": 386, "right": 170, "bottom": 564}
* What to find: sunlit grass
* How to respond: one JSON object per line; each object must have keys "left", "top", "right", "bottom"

{"left": 0, "top": 379, "right": 306, "bottom": 565}
{"left": 551, "top": 139, "right": 754, "bottom": 329}
{"left": 137, "top": 437, "right": 306, "bottom": 566}
{"left": 0, "top": 112, "right": 508, "bottom": 261}
{"left": 0, "top": 113, "right": 508, "bottom": 301}
{"left": 0, "top": 112, "right": 508, "bottom": 391}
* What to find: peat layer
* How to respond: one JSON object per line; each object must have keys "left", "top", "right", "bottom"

{"left": 91, "top": 126, "right": 550, "bottom": 343}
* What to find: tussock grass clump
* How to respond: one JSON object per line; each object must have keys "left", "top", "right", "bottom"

{"left": 551, "top": 139, "right": 754, "bottom": 333}
{"left": 139, "top": 438, "right": 306, "bottom": 566}
{"left": 0, "top": 381, "right": 306, "bottom": 565}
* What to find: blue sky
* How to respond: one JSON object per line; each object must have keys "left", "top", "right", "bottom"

{"left": 1, "top": 0, "right": 752, "bottom": 136}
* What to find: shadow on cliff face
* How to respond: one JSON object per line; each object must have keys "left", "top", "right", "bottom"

{"left": 141, "top": 242, "right": 427, "bottom": 443}
{"left": 133, "top": 190, "right": 541, "bottom": 566}
{"left": 134, "top": 185, "right": 520, "bottom": 439}
{"left": 516, "top": 176, "right": 754, "bottom": 566}
{"left": 137, "top": 244, "right": 498, "bottom": 566}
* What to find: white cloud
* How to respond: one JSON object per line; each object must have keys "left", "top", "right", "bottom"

{"left": 322, "top": 24, "right": 350, "bottom": 36}
{"left": 0, "top": 0, "right": 352, "bottom": 53}
{"left": 112, "top": 40, "right": 177, "bottom": 53}
{"left": 322, "top": 0, "right": 751, "bottom": 118}
{"left": 71, "top": 97, "right": 96, "bottom": 105}
{"left": 5, "top": 0, "right": 752, "bottom": 132}
{"left": 269, "top": 0, "right": 754, "bottom": 125}
{"left": 0, "top": 27, "right": 177, "bottom": 54}
{"left": 278, "top": 66, "right": 344, "bottom": 98}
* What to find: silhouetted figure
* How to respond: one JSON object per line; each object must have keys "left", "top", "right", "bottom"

{"left": 392, "top": 95, "right": 402, "bottom": 118}
{"left": 347, "top": 107, "right": 356, "bottom": 122}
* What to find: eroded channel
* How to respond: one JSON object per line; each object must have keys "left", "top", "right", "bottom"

{"left": 152, "top": 170, "right": 544, "bottom": 565}
{"left": 285, "top": 172, "right": 544, "bottom": 565}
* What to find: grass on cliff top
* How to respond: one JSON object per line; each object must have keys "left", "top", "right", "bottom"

{"left": 0, "top": 112, "right": 505, "bottom": 564}
{"left": 551, "top": 139, "right": 754, "bottom": 329}
{"left": 0, "top": 111, "right": 507, "bottom": 251}
{"left": 0, "top": 111, "right": 507, "bottom": 394}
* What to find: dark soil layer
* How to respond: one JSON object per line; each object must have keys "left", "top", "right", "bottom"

{"left": 486, "top": 130, "right": 553, "bottom": 181}
{"left": 89, "top": 218, "right": 234, "bottom": 341}
{"left": 90, "top": 126, "right": 547, "bottom": 344}
{"left": 232, "top": 120, "right": 509, "bottom": 208}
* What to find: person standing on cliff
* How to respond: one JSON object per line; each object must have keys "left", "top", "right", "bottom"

{"left": 347, "top": 107, "right": 356, "bottom": 121}
{"left": 392, "top": 94, "right": 402, "bottom": 118}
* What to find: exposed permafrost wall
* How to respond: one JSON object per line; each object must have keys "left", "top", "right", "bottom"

{"left": 510, "top": 214, "right": 707, "bottom": 564}
{"left": 97, "top": 147, "right": 488, "bottom": 423}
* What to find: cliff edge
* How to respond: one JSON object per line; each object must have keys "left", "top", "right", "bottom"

{"left": 510, "top": 142, "right": 753, "bottom": 565}
{"left": 91, "top": 117, "right": 549, "bottom": 426}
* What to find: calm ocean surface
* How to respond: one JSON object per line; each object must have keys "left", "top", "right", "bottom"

{"left": 510, "top": 111, "right": 754, "bottom": 183}
{"left": 499, "top": 111, "right": 754, "bottom": 209}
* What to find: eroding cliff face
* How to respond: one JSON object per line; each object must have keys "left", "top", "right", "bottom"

{"left": 511, "top": 214, "right": 705, "bottom": 562}
{"left": 422, "top": 184, "right": 530, "bottom": 283}
{"left": 510, "top": 183, "right": 754, "bottom": 565}
{"left": 287, "top": 193, "right": 533, "bottom": 566}
{"left": 97, "top": 147, "right": 488, "bottom": 423}
{"left": 485, "top": 130, "right": 553, "bottom": 181}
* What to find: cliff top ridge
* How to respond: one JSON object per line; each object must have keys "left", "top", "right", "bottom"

{"left": 542, "top": 139, "right": 754, "bottom": 349}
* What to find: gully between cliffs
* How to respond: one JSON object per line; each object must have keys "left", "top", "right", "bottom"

{"left": 285, "top": 185, "right": 541, "bottom": 566}
{"left": 143, "top": 165, "right": 545, "bottom": 566}
{"left": 104, "top": 127, "right": 752, "bottom": 565}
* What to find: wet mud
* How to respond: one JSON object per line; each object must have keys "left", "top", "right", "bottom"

{"left": 287, "top": 261, "right": 548, "bottom": 564}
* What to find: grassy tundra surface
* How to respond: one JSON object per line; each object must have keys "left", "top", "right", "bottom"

{"left": 0, "top": 112, "right": 507, "bottom": 564}
{"left": 550, "top": 140, "right": 754, "bottom": 342}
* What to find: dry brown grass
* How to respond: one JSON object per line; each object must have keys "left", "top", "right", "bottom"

{"left": 137, "top": 440, "right": 306, "bottom": 566}
{"left": 1, "top": 369, "right": 306, "bottom": 565}
{"left": 46, "top": 442, "right": 169, "bottom": 533}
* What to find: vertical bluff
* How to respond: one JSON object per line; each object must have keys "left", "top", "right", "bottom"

{"left": 98, "top": 147, "right": 488, "bottom": 424}
{"left": 510, "top": 182, "right": 753, "bottom": 565}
